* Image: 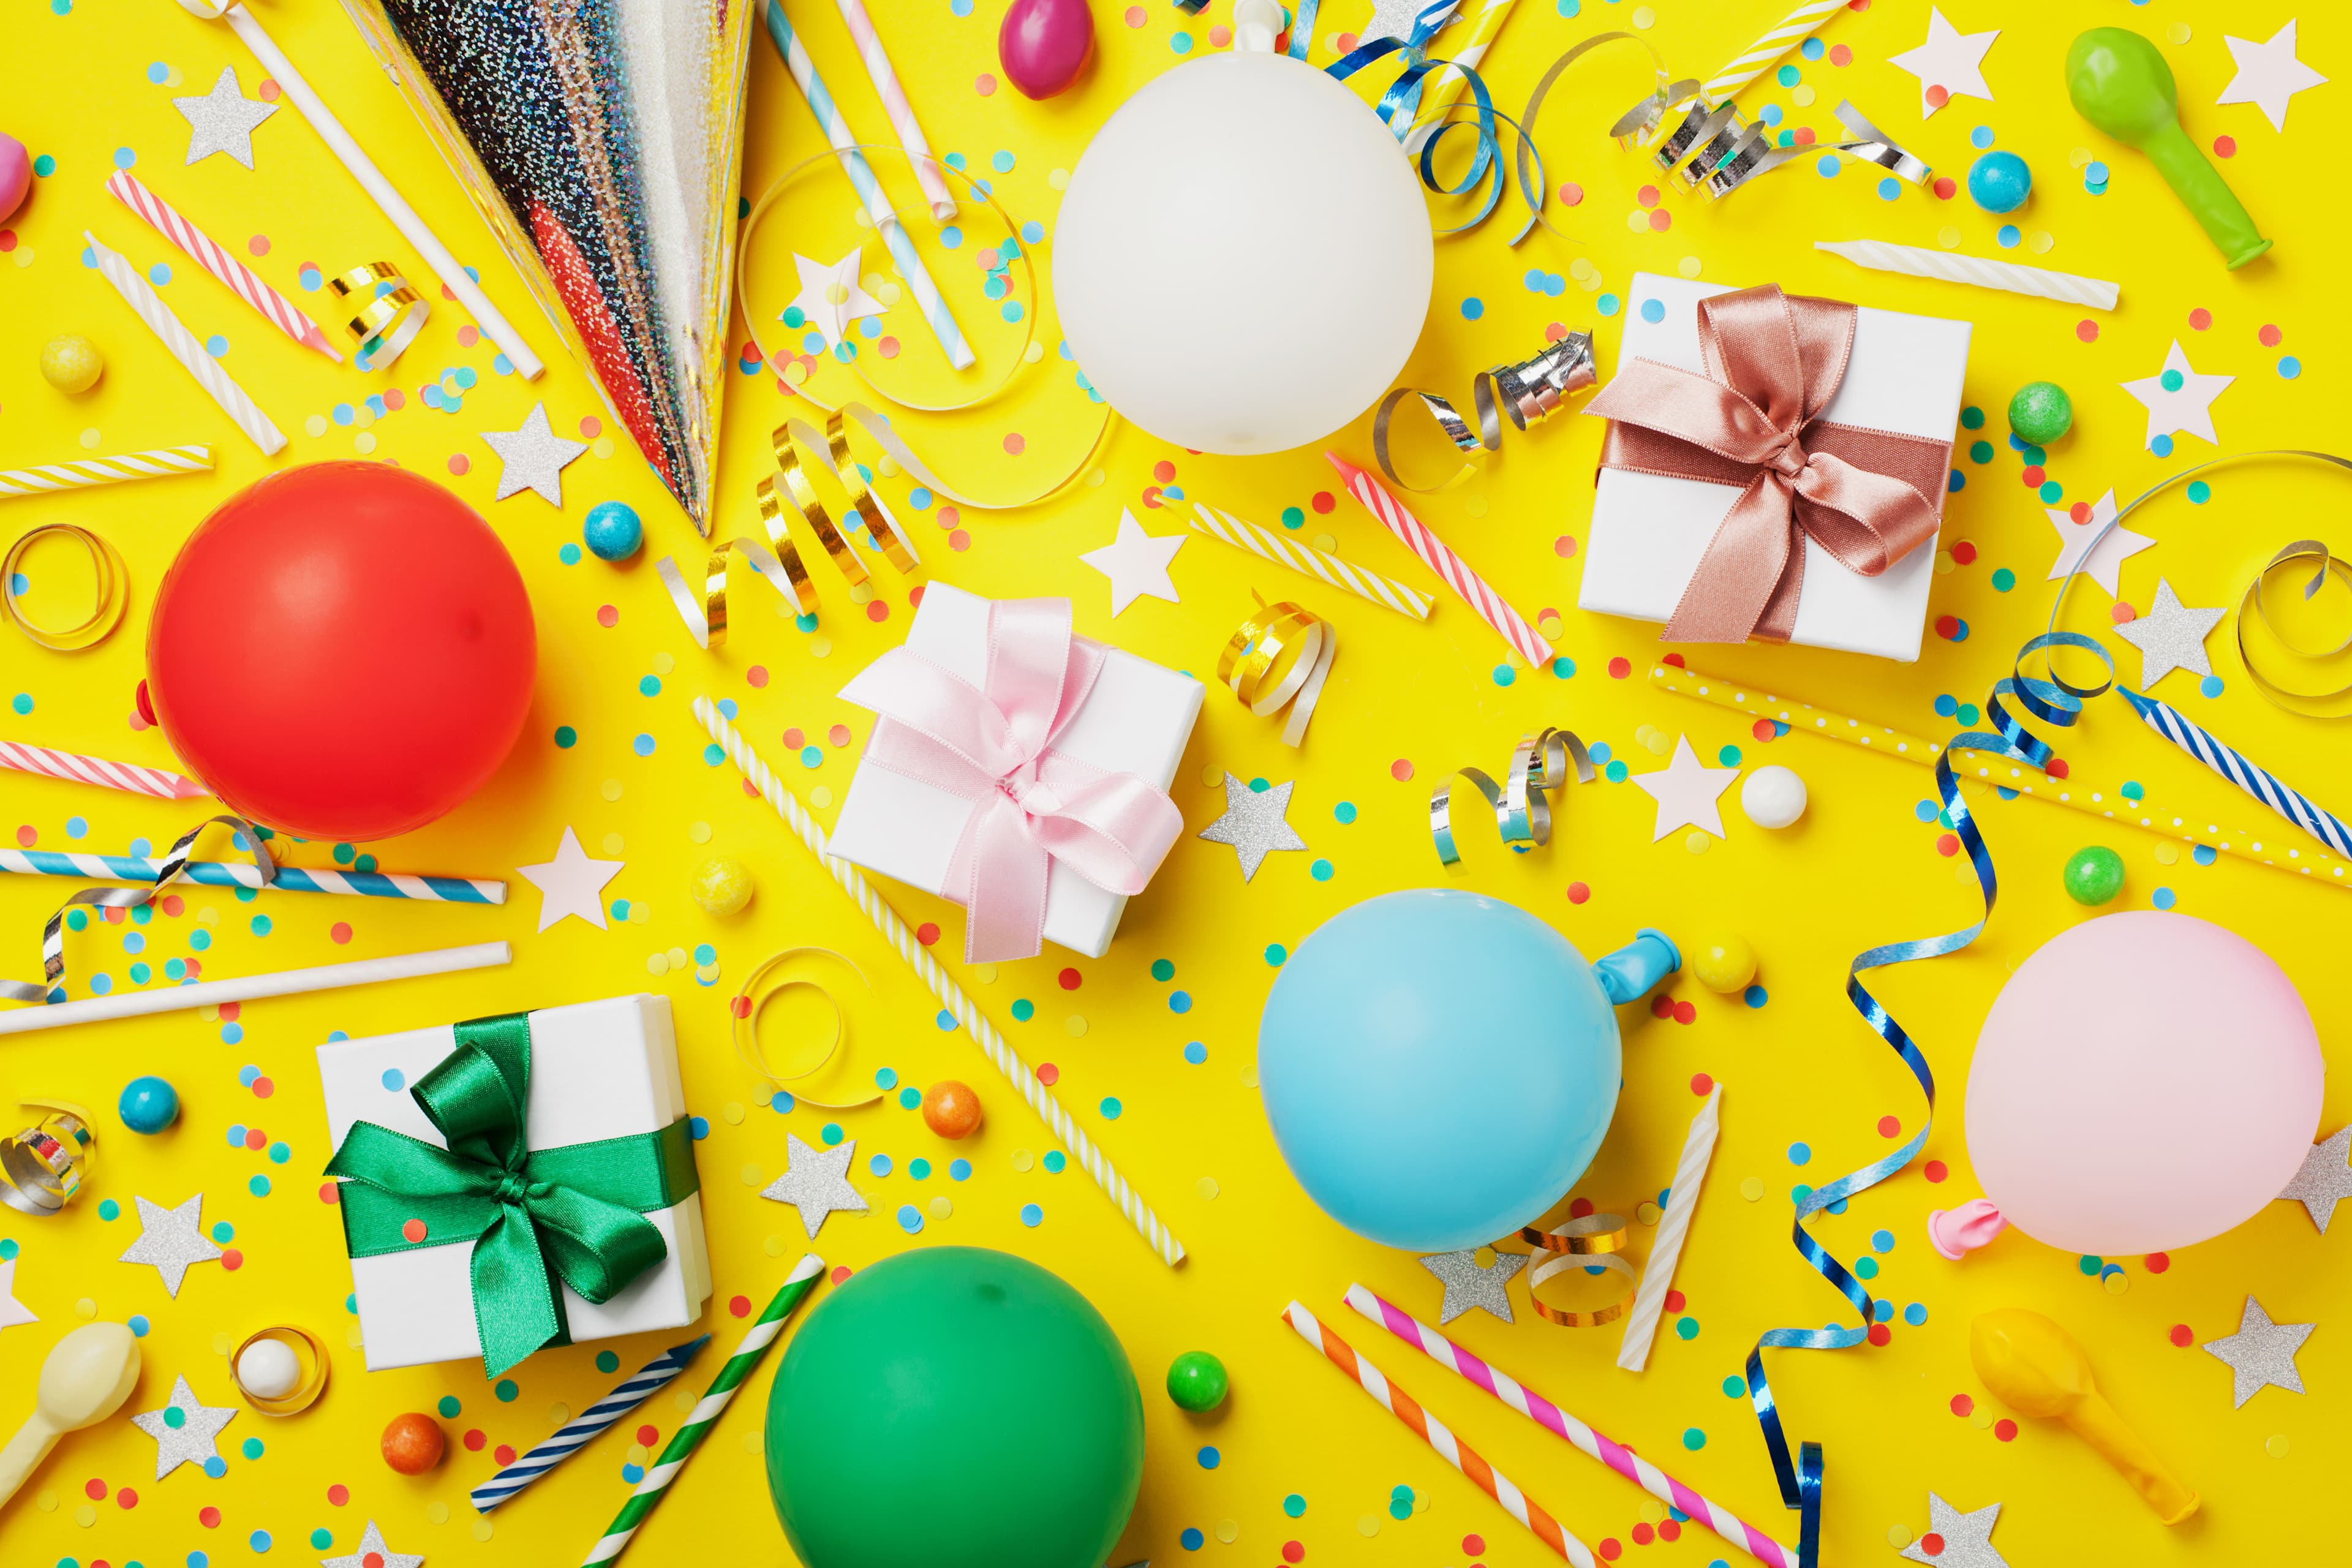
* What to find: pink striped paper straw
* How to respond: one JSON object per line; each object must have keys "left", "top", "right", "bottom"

{"left": 0, "top": 741, "right": 209, "bottom": 801}
{"left": 105, "top": 171, "right": 342, "bottom": 363}
{"left": 832, "top": 0, "right": 956, "bottom": 222}
{"left": 1327, "top": 453, "right": 1555, "bottom": 667}
{"left": 1343, "top": 1284, "right": 1798, "bottom": 1568}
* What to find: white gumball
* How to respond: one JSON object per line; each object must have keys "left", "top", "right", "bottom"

{"left": 235, "top": 1338, "right": 301, "bottom": 1400}
{"left": 1052, "top": 45, "right": 1433, "bottom": 454}
{"left": 1741, "top": 764, "right": 1808, "bottom": 829}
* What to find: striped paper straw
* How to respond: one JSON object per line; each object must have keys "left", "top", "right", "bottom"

{"left": 1616, "top": 1084, "right": 1720, "bottom": 1372}
{"left": 474, "top": 1335, "right": 710, "bottom": 1512}
{"left": 1327, "top": 453, "right": 1553, "bottom": 666}
{"left": 832, "top": 0, "right": 956, "bottom": 222}
{"left": 1815, "top": 241, "right": 2120, "bottom": 312}
{"left": 1343, "top": 1284, "right": 1799, "bottom": 1568}
{"left": 1283, "top": 1302, "right": 1591, "bottom": 1566}
{"left": 0, "top": 741, "right": 208, "bottom": 800}
{"left": 81, "top": 230, "right": 287, "bottom": 455}
{"left": 1191, "top": 502, "right": 1433, "bottom": 619}
{"left": 105, "top": 171, "right": 342, "bottom": 361}
{"left": 693, "top": 696, "right": 1186, "bottom": 1267}
{"left": 763, "top": 2, "right": 976, "bottom": 370}
{"left": 1401, "top": 0, "right": 1520, "bottom": 154}
{"left": 1700, "top": 0, "right": 1847, "bottom": 105}
{"left": 0, "top": 446, "right": 213, "bottom": 501}
{"left": 0, "top": 848, "right": 504, "bottom": 904}
{"left": 2119, "top": 687, "right": 2352, "bottom": 857}
{"left": 580, "top": 1257, "right": 824, "bottom": 1566}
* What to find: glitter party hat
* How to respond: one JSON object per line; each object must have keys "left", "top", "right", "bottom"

{"left": 339, "top": 0, "right": 757, "bottom": 534}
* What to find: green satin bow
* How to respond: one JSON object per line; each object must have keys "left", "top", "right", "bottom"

{"left": 325, "top": 1012, "right": 701, "bottom": 1378}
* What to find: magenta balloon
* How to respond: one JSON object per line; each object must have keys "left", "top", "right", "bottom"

{"left": 998, "top": 0, "right": 1095, "bottom": 99}
{"left": 1967, "top": 911, "right": 2321, "bottom": 1255}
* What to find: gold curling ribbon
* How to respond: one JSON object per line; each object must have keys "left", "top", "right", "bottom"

{"left": 731, "top": 948, "right": 886, "bottom": 1110}
{"left": 1373, "top": 333, "right": 1597, "bottom": 493}
{"left": 1218, "top": 597, "right": 1336, "bottom": 748}
{"left": 1430, "top": 726, "right": 1596, "bottom": 866}
{"left": 328, "top": 262, "right": 428, "bottom": 373}
{"left": 1519, "top": 1211, "right": 1638, "bottom": 1327}
{"left": 4, "top": 525, "right": 128, "bottom": 652}
{"left": 2239, "top": 539, "right": 2352, "bottom": 718}
{"left": 1, "top": 1099, "right": 97, "bottom": 1217}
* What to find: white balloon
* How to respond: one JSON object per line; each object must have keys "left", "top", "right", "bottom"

{"left": 1741, "top": 764, "right": 1808, "bottom": 829}
{"left": 1052, "top": 50, "right": 1433, "bottom": 454}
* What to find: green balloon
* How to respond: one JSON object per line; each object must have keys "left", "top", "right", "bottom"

{"left": 764, "top": 1248, "right": 1143, "bottom": 1568}
{"left": 2066, "top": 29, "right": 2269, "bottom": 269}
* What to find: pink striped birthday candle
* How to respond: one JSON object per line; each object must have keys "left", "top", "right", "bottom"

{"left": 104, "top": 170, "right": 343, "bottom": 361}
{"left": 1327, "top": 452, "right": 1556, "bottom": 668}
{"left": 0, "top": 741, "right": 209, "bottom": 801}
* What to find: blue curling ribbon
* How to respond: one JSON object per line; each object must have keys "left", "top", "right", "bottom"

{"left": 1170, "top": 0, "right": 1320, "bottom": 61}
{"left": 1325, "top": 3, "right": 1524, "bottom": 235}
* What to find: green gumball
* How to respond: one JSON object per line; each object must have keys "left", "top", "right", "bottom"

{"left": 1166, "top": 1350, "right": 1229, "bottom": 1412}
{"left": 764, "top": 1247, "right": 1143, "bottom": 1568}
{"left": 2007, "top": 382, "right": 2073, "bottom": 445}
{"left": 2064, "top": 845, "right": 2126, "bottom": 906}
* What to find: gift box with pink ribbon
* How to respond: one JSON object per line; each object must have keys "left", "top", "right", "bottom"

{"left": 1577, "top": 273, "right": 1972, "bottom": 662}
{"left": 827, "top": 584, "right": 1206, "bottom": 962}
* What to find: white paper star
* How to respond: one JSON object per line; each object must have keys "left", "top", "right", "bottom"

{"left": 2114, "top": 578, "right": 2227, "bottom": 688}
{"left": 2045, "top": 489, "right": 2154, "bottom": 597}
{"left": 320, "top": 1519, "right": 424, "bottom": 1568}
{"left": 2280, "top": 1126, "right": 2352, "bottom": 1234}
{"left": 760, "top": 1133, "right": 869, "bottom": 1238}
{"left": 1196, "top": 772, "right": 1308, "bottom": 880}
{"left": 1632, "top": 736, "right": 1738, "bottom": 842}
{"left": 0, "top": 1257, "right": 37, "bottom": 1333}
{"left": 789, "top": 249, "right": 885, "bottom": 350}
{"left": 2120, "top": 341, "right": 2233, "bottom": 451}
{"left": 2217, "top": 21, "right": 2328, "bottom": 132}
{"left": 516, "top": 826, "right": 625, "bottom": 933}
{"left": 1898, "top": 1494, "right": 2009, "bottom": 1568}
{"left": 119, "top": 1193, "right": 223, "bottom": 1298}
{"left": 129, "top": 1373, "right": 239, "bottom": 1480}
{"left": 2202, "top": 1296, "right": 2315, "bottom": 1407}
{"left": 480, "top": 401, "right": 589, "bottom": 506}
{"left": 1080, "top": 508, "right": 1185, "bottom": 616}
{"left": 1887, "top": 7, "right": 1999, "bottom": 115}
{"left": 1360, "top": 0, "right": 1457, "bottom": 47}
{"left": 173, "top": 66, "right": 278, "bottom": 169}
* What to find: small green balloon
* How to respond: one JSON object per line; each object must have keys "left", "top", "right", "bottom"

{"left": 764, "top": 1248, "right": 1143, "bottom": 1568}
{"left": 2064, "top": 845, "right": 2127, "bottom": 906}
{"left": 1166, "top": 1350, "right": 1229, "bottom": 1412}
{"left": 2007, "top": 382, "right": 2073, "bottom": 445}
{"left": 2066, "top": 29, "right": 2270, "bottom": 268}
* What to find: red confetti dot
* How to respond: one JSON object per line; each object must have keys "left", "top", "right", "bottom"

{"left": 1463, "top": 1538, "right": 1486, "bottom": 1556}
{"left": 495, "top": 1445, "right": 517, "bottom": 1466}
{"left": 1554, "top": 535, "right": 1578, "bottom": 557}
{"left": 916, "top": 922, "right": 940, "bottom": 946}
{"left": 1662, "top": 1289, "right": 1685, "bottom": 1313}
{"left": 1632, "top": 1523, "right": 1656, "bottom": 1545}
{"left": 1936, "top": 834, "right": 1959, "bottom": 858}
{"left": 2169, "top": 1324, "right": 2194, "bottom": 1346}
{"left": 1599, "top": 1539, "right": 1623, "bottom": 1560}
{"left": 1932, "top": 176, "right": 1956, "bottom": 200}
{"left": 86, "top": 1479, "right": 107, "bottom": 1500}
{"left": 1607, "top": 657, "right": 1632, "bottom": 679}
{"left": 318, "top": 1183, "right": 339, "bottom": 1204}
{"left": 1934, "top": 615, "right": 1959, "bottom": 640}
{"left": 159, "top": 894, "right": 183, "bottom": 916}
{"left": 1950, "top": 1393, "right": 1974, "bottom": 1417}
{"left": 1152, "top": 460, "right": 1177, "bottom": 483}
{"left": 1879, "top": 1115, "right": 1902, "bottom": 1137}
{"left": 1038, "top": 1063, "right": 1060, "bottom": 1086}
{"left": 949, "top": 530, "right": 971, "bottom": 551}
{"left": 1207, "top": 21, "right": 1229, "bottom": 43}
{"left": 0, "top": 230, "right": 15, "bottom": 252}
{"left": 1124, "top": 5, "right": 1145, "bottom": 23}
{"left": 1994, "top": 1419, "right": 2018, "bottom": 1441}
{"left": 2076, "top": 320, "right": 2099, "bottom": 343}
{"left": 2259, "top": 323, "right": 2282, "bottom": 347}
{"left": 328, "top": 1484, "right": 349, "bottom": 1506}
{"left": 2069, "top": 500, "right": 2093, "bottom": 524}
{"left": 2046, "top": 758, "right": 2070, "bottom": 779}
{"left": 1637, "top": 185, "right": 1660, "bottom": 208}
{"left": 1058, "top": 967, "right": 1083, "bottom": 990}
{"left": 1924, "top": 1160, "right": 1948, "bottom": 1183}
{"left": 2214, "top": 135, "right": 2235, "bottom": 158}
{"left": 975, "top": 73, "right": 997, "bottom": 94}
{"left": 635, "top": 1424, "right": 659, "bottom": 1446}
{"left": 1559, "top": 183, "right": 1585, "bottom": 206}
{"left": 1691, "top": 1073, "right": 1714, "bottom": 1095}
{"left": 2111, "top": 602, "right": 2138, "bottom": 625}
{"left": 729, "top": 1295, "right": 752, "bottom": 1317}
{"left": 401, "top": 1219, "right": 427, "bottom": 1243}
{"left": 1569, "top": 1196, "right": 1596, "bottom": 1219}
{"left": 1828, "top": 42, "right": 1852, "bottom": 66}
{"left": 2146, "top": 1251, "right": 2171, "bottom": 1273}
{"left": 200, "top": 1507, "right": 222, "bottom": 1528}
{"left": 1660, "top": 1521, "right": 1681, "bottom": 1542}
{"left": 597, "top": 605, "right": 619, "bottom": 628}
{"left": 782, "top": 727, "right": 805, "bottom": 748}
{"left": 1950, "top": 540, "right": 1977, "bottom": 564}
{"left": 258, "top": 77, "right": 281, "bottom": 99}
{"left": 2188, "top": 307, "right": 2212, "bottom": 331}
{"left": 462, "top": 1428, "right": 486, "bottom": 1452}
{"left": 1924, "top": 84, "right": 1949, "bottom": 108}
{"left": 245, "top": 1128, "right": 266, "bottom": 1149}
{"left": 865, "top": 599, "right": 890, "bottom": 623}
{"left": 1672, "top": 1000, "right": 1697, "bottom": 1025}
{"left": 14, "top": 826, "right": 34, "bottom": 849}
{"left": 330, "top": 922, "right": 352, "bottom": 944}
{"left": 1651, "top": 995, "right": 1675, "bottom": 1019}
{"left": 446, "top": 453, "right": 470, "bottom": 476}
{"left": 252, "top": 1078, "right": 274, "bottom": 1099}
{"left": 1867, "top": 1323, "right": 1892, "bottom": 1346}
{"left": 747, "top": 666, "right": 769, "bottom": 688}
{"left": 119, "top": 1487, "right": 138, "bottom": 1509}
{"left": 221, "top": 1248, "right": 243, "bottom": 1270}
{"left": 1648, "top": 209, "right": 1672, "bottom": 232}
{"left": 730, "top": 995, "right": 753, "bottom": 1019}
{"left": 1566, "top": 881, "right": 1591, "bottom": 905}
{"left": 1751, "top": 718, "right": 1777, "bottom": 742}
{"left": 1921, "top": 1532, "right": 1945, "bottom": 1556}
{"left": 831, "top": 1264, "right": 853, "bottom": 1284}
{"left": 1282, "top": 1544, "right": 1305, "bottom": 1564}
{"left": 1001, "top": 433, "right": 1025, "bottom": 456}
{"left": 363, "top": 1554, "right": 385, "bottom": 1568}
{"left": 1311, "top": 491, "right": 1336, "bottom": 513}
{"left": 2019, "top": 466, "right": 2045, "bottom": 487}
{"left": 1390, "top": 758, "right": 1415, "bottom": 782}
{"left": 1792, "top": 126, "right": 1815, "bottom": 146}
{"left": 878, "top": 337, "right": 900, "bottom": 359}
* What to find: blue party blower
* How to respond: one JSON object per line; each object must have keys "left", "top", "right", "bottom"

{"left": 1258, "top": 890, "right": 1679, "bottom": 1251}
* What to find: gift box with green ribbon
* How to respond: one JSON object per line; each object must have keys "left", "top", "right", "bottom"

{"left": 317, "top": 995, "right": 711, "bottom": 1376}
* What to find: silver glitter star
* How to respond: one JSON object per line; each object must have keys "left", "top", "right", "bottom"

{"left": 320, "top": 1519, "right": 424, "bottom": 1568}
{"left": 120, "top": 1193, "right": 223, "bottom": 1298}
{"left": 2203, "top": 1295, "right": 2315, "bottom": 1408}
{"left": 2114, "top": 578, "right": 2226, "bottom": 690}
{"left": 1898, "top": 1494, "right": 2008, "bottom": 1568}
{"left": 1360, "top": 0, "right": 1457, "bottom": 46}
{"left": 1196, "top": 772, "right": 1307, "bottom": 881}
{"left": 129, "top": 1373, "right": 238, "bottom": 1480}
{"left": 173, "top": 66, "right": 279, "bottom": 170}
{"left": 1419, "top": 1248, "right": 1528, "bottom": 1325}
{"left": 760, "top": 1133, "right": 869, "bottom": 1238}
{"left": 480, "top": 401, "right": 589, "bottom": 505}
{"left": 2280, "top": 1126, "right": 2352, "bottom": 1234}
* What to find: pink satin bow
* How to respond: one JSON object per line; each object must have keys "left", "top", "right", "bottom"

{"left": 839, "top": 597, "right": 1182, "bottom": 962}
{"left": 1588, "top": 284, "right": 1951, "bottom": 645}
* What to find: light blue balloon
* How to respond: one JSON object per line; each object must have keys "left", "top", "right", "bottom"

{"left": 1259, "top": 891, "right": 1670, "bottom": 1251}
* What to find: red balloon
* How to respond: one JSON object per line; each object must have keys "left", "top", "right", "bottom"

{"left": 148, "top": 463, "right": 535, "bottom": 841}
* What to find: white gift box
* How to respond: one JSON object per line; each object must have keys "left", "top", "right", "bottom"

{"left": 317, "top": 995, "right": 710, "bottom": 1373}
{"left": 829, "top": 582, "right": 1205, "bottom": 958}
{"left": 1578, "top": 272, "right": 1972, "bottom": 662}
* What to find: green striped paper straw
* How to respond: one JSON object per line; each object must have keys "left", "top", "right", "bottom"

{"left": 579, "top": 1254, "right": 826, "bottom": 1566}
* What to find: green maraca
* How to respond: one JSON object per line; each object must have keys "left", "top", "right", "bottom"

{"left": 2067, "top": 28, "right": 2269, "bottom": 268}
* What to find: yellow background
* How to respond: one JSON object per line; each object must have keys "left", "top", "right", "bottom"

{"left": 2, "top": 0, "right": 2349, "bottom": 1564}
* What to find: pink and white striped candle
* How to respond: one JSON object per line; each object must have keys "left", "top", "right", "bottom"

{"left": 1343, "top": 1284, "right": 1799, "bottom": 1568}
{"left": 105, "top": 171, "right": 342, "bottom": 362}
{"left": 1327, "top": 452, "right": 1555, "bottom": 668}
{"left": 0, "top": 741, "right": 209, "bottom": 801}
{"left": 832, "top": 0, "right": 956, "bottom": 222}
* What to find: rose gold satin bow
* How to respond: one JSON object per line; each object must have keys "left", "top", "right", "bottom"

{"left": 1588, "top": 285, "right": 1952, "bottom": 644}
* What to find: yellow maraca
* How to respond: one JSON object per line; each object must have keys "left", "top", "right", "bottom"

{"left": 0, "top": 1321, "right": 143, "bottom": 1509}
{"left": 1969, "top": 1308, "right": 2197, "bottom": 1524}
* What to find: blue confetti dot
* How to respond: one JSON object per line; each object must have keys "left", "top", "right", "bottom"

{"left": 2151, "top": 434, "right": 2175, "bottom": 458}
{"left": 1789, "top": 1142, "right": 1811, "bottom": 1165}
{"left": 1904, "top": 1302, "right": 1929, "bottom": 1326}
{"left": 1744, "top": 984, "right": 1768, "bottom": 1008}
{"left": 935, "top": 1009, "right": 957, "bottom": 1031}
{"left": 1639, "top": 298, "right": 1665, "bottom": 323}
{"left": 205, "top": 334, "right": 229, "bottom": 358}
{"left": 2152, "top": 886, "right": 2176, "bottom": 910}
{"left": 247, "top": 1530, "right": 269, "bottom": 1551}
{"left": 2199, "top": 674, "right": 2226, "bottom": 698}
{"left": 1196, "top": 1446, "right": 1219, "bottom": 1469}
{"left": 1815, "top": 154, "right": 1840, "bottom": 178}
{"left": 870, "top": 1153, "right": 894, "bottom": 1177}
{"left": 2280, "top": 356, "right": 2302, "bottom": 379}
{"left": 1183, "top": 1041, "right": 1207, "bottom": 1064}
{"left": 1996, "top": 224, "right": 2021, "bottom": 248}
{"left": 632, "top": 734, "right": 655, "bottom": 756}
{"left": 1019, "top": 1202, "right": 1043, "bottom": 1227}
{"left": 897, "top": 1205, "right": 924, "bottom": 1234}
{"left": 1460, "top": 297, "right": 1483, "bottom": 319}
{"left": 1877, "top": 176, "right": 1901, "bottom": 201}
{"left": 950, "top": 1158, "right": 971, "bottom": 1180}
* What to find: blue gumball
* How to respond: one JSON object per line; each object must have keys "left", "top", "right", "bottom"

{"left": 119, "top": 1074, "right": 179, "bottom": 1134}
{"left": 582, "top": 500, "right": 644, "bottom": 562}
{"left": 1257, "top": 891, "right": 1679, "bottom": 1251}
{"left": 1967, "top": 151, "right": 2032, "bottom": 215}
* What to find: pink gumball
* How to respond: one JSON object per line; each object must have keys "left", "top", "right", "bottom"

{"left": 998, "top": 0, "right": 1094, "bottom": 99}
{"left": 0, "top": 133, "right": 31, "bottom": 226}
{"left": 1947, "top": 911, "right": 2320, "bottom": 1258}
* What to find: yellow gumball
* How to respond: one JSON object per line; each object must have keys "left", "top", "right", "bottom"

{"left": 40, "top": 333, "right": 104, "bottom": 394}
{"left": 1691, "top": 935, "right": 1757, "bottom": 994}
{"left": 690, "top": 855, "right": 754, "bottom": 916}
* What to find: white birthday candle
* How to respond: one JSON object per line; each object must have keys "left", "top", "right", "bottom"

{"left": 81, "top": 230, "right": 287, "bottom": 454}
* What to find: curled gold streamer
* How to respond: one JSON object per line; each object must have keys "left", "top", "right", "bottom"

{"left": 2239, "top": 539, "right": 2352, "bottom": 718}
{"left": 1430, "top": 726, "right": 1596, "bottom": 866}
{"left": 4, "top": 524, "right": 129, "bottom": 652}
{"left": 1373, "top": 333, "right": 1597, "bottom": 492}
{"left": 1218, "top": 597, "right": 1336, "bottom": 748}
{"left": 731, "top": 948, "right": 886, "bottom": 1110}
{"left": 0, "top": 1099, "right": 96, "bottom": 1217}
{"left": 1520, "top": 1212, "right": 1639, "bottom": 1327}
{"left": 327, "top": 262, "right": 428, "bottom": 373}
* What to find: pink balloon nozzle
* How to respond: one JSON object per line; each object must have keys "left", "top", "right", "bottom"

{"left": 1929, "top": 1198, "right": 2008, "bottom": 1260}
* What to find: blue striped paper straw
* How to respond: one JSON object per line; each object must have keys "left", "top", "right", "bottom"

{"left": 762, "top": 2, "right": 976, "bottom": 369}
{"left": 0, "top": 848, "right": 505, "bottom": 904}
{"left": 473, "top": 1335, "right": 710, "bottom": 1513}
{"left": 2119, "top": 687, "right": 2352, "bottom": 858}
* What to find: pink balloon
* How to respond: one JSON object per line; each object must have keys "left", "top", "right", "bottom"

{"left": 1957, "top": 911, "right": 2321, "bottom": 1256}
{"left": 998, "top": 0, "right": 1094, "bottom": 100}
{"left": 0, "top": 133, "right": 31, "bottom": 227}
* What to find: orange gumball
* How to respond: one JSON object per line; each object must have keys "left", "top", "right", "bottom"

{"left": 921, "top": 1080, "right": 984, "bottom": 1140}
{"left": 381, "top": 1412, "right": 446, "bottom": 1475}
